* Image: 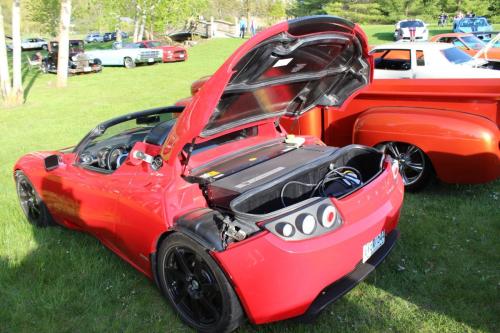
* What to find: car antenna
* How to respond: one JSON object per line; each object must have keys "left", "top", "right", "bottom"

{"left": 182, "top": 138, "right": 196, "bottom": 175}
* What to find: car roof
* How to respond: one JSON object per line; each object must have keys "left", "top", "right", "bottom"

{"left": 432, "top": 33, "right": 473, "bottom": 38}
{"left": 397, "top": 19, "right": 424, "bottom": 23}
{"left": 373, "top": 42, "right": 452, "bottom": 51}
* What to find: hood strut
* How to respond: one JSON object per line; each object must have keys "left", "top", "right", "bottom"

{"left": 182, "top": 138, "right": 196, "bottom": 176}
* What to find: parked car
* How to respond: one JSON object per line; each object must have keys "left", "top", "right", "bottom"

{"left": 13, "top": 16, "right": 404, "bottom": 333}
{"left": 42, "top": 40, "right": 102, "bottom": 74}
{"left": 103, "top": 32, "right": 114, "bottom": 42}
{"left": 85, "top": 44, "right": 162, "bottom": 68}
{"left": 430, "top": 33, "right": 500, "bottom": 69}
{"left": 129, "top": 40, "right": 187, "bottom": 62}
{"left": 453, "top": 17, "right": 493, "bottom": 40}
{"left": 20, "top": 37, "right": 47, "bottom": 50}
{"left": 369, "top": 42, "right": 500, "bottom": 79}
{"left": 103, "top": 31, "right": 128, "bottom": 42}
{"left": 394, "top": 19, "right": 428, "bottom": 41}
{"left": 85, "top": 33, "right": 104, "bottom": 43}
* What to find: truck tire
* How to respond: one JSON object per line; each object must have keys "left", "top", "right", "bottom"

{"left": 124, "top": 57, "right": 135, "bottom": 69}
{"left": 378, "top": 142, "right": 433, "bottom": 191}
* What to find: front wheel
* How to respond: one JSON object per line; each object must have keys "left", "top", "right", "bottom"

{"left": 15, "top": 171, "right": 55, "bottom": 227}
{"left": 378, "top": 142, "right": 433, "bottom": 191}
{"left": 123, "top": 57, "right": 135, "bottom": 69}
{"left": 157, "top": 233, "right": 243, "bottom": 333}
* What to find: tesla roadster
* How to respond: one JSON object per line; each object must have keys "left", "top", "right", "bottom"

{"left": 14, "top": 16, "right": 404, "bottom": 332}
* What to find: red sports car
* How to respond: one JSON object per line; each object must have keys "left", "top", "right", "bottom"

{"left": 134, "top": 40, "right": 187, "bottom": 62}
{"left": 14, "top": 16, "right": 403, "bottom": 333}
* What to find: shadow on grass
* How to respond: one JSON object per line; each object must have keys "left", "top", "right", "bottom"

{"left": 22, "top": 66, "right": 41, "bottom": 102}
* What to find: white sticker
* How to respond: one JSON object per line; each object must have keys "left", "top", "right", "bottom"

{"left": 273, "top": 58, "right": 293, "bottom": 67}
{"left": 235, "top": 167, "right": 285, "bottom": 189}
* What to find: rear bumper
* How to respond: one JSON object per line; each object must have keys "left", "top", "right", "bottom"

{"left": 298, "top": 229, "right": 399, "bottom": 322}
{"left": 213, "top": 164, "right": 404, "bottom": 324}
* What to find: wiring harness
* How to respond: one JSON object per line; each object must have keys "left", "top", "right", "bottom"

{"left": 280, "top": 165, "right": 362, "bottom": 207}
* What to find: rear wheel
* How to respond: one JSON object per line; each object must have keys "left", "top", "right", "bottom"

{"left": 157, "top": 233, "right": 243, "bottom": 333}
{"left": 378, "top": 142, "right": 433, "bottom": 191}
{"left": 123, "top": 57, "right": 135, "bottom": 69}
{"left": 15, "top": 171, "right": 55, "bottom": 227}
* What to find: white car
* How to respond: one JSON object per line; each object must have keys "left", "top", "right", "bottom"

{"left": 20, "top": 37, "right": 47, "bottom": 50}
{"left": 85, "top": 47, "right": 163, "bottom": 68}
{"left": 394, "top": 19, "right": 428, "bottom": 42}
{"left": 370, "top": 42, "right": 500, "bottom": 79}
{"left": 85, "top": 33, "right": 104, "bottom": 43}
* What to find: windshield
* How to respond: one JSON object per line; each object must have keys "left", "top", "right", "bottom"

{"left": 459, "top": 18, "right": 489, "bottom": 28}
{"left": 461, "top": 35, "right": 485, "bottom": 50}
{"left": 441, "top": 47, "right": 473, "bottom": 64}
{"left": 400, "top": 21, "right": 424, "bottom": 28}
{"left": 146, "top": 41, "right": 161, "bottom": 47}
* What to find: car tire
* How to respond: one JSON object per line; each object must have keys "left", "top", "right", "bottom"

{"left": 93, "top": 58, "right": 102, "bottom": 66}
{"left": 377, "top": 142, "right": 433, "bottom": 191}
{"left": 157, "top": 233, "right": 244, "bottom": 333}
{"left": 42, "top": 44, "right": 48, "bottom": 51}
{"left": 123, "top": 57, "right": 135, "bottom": 69}
{"left": 15, "top": 171, "right": 55, "bottom": 227}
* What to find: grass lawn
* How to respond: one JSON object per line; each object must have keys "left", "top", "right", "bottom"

{"left": 0, "top": 26, "right": 499, "bottom": 333}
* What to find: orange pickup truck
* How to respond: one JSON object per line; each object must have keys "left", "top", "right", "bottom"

{"left": 178, "top": 77, "right": 500, "bottom": 190}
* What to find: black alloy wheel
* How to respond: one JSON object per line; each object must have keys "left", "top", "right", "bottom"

{"left": 157, "top": 233, "right": 243, "bottom": 333}
{"left": 15, "top": 171, "right": 55, "bottom": 227}
{"left": 379, "top": 142, "right": 433, "bottom": 191}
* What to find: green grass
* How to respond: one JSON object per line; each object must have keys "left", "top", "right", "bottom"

{"left": 1, "top": 27, "right": 499, "bottom": 333}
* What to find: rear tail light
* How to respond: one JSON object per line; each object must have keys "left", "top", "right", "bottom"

{"left": 318, "top": 204, "right": 337, "bottom": 228}
{"left": 296, "top": 214, "right": 317, "bottom": 235}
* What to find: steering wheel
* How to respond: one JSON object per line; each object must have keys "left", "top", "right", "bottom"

{"left": 106, "top": 145, "right": 129, "bottom": 170}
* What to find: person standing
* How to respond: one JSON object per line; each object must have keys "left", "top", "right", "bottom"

{"left": 250, "top": 18, "right": 257, "bottom": 36}
{"left": 239, "top": 16, "right": 247, "bottom": 39}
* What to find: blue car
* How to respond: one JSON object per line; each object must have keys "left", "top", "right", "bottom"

{"left": 454, "top": 17, "right": 493, "bottom": 40}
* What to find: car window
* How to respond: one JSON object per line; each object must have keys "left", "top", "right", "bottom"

{"left": 400, "top": 21, "right": 424, "bottom": 28}
{"left": 452, "top": 39, "right": 467, "bottom": 49}
{"left": 372, "top": 49, "right": 411, "bottom": 71}
{"left": 441, "top": 47, "right": 473, "bottom": 64}
{"left": 461, "top": 35, "right": 484, "bottom": 50}
{"left": 416, "top": 50, "right": 425, "bottom": 66}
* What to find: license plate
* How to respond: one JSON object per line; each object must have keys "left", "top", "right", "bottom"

{"left": 362, "top": 231, "right": 385, "bottom": 263}
{"left": 83, "top": 66, "right": 91, "bottom": 72}
{"left": 179, "top": 54, "right": 185, "bottom": 58}
{"left": 148, "top": 58, "right": 154, "bottom": 63}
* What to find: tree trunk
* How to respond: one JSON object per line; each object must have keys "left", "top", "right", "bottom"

{"left": 138, "top": 10, "right": 146, "bottom": 42}
{"left": 11, "top": 0, "right": 23, "bottom": 105}
{"left": 0, "top": 5, "right": 12, "bottom": 102}
{"left": 57, "top": 0, "right": 71, "bottom": 88}
{"left": 133, "top": 5, "right": 140, "bottom": 42}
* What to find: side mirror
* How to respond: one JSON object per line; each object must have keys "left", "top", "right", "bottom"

{"left": 44, "top": 154, "right": 60, "bottom": 171}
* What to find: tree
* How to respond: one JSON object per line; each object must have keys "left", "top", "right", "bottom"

{"left": 11, "top": 0, "right": 21, "bottom": 104}
{"left": 0, "top": 4, "right": 11, "bottom": 102}
{"left": 26, "top": 0, "right": 60, "bottom": 36}
{"left": 57, "top": 0, "right": 71, "bottom": 88}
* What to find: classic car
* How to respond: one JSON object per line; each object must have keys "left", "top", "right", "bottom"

{"left": 85, "top": 33, "right": 104, "bottom": 43}
{"left": 394, "top": 19, "right": 428, "bottom": 41}
{"left": 42, "top": 40, "right": 102, "bottom": 75}
{"left": 14, "top": 16, "right": 404, "bottom": 333}
{"left": 453, "top": 17, "right": 493, "bottom": 40}
{"left": 85, "top": 44, "right": 162, "bottom": 68}
{"left": 430, "top": 33, "right": 500, "bottom": 69}
{"left": 370, "top": 42, "right": 500, "bottom": 79}
{"left": 20, "top": 37, "right": 47, "bottom": 50}
{"left": 129, "top": 40, "right": 187, "bottom": 62}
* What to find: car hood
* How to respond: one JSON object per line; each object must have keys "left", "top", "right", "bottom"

{"left": 162, "top": 15, "right": 371, "bottom": 163}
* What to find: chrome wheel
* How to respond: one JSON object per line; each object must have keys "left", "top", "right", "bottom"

{"left": 383, "top": 142, "right": 427, "bottom": 186}
{"left": 17, "top": 177, "right": 41, "bottom": 221}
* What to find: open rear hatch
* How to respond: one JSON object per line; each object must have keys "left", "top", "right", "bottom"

{"left": 162, "top": 16, "right": 371, "bottom": 164}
